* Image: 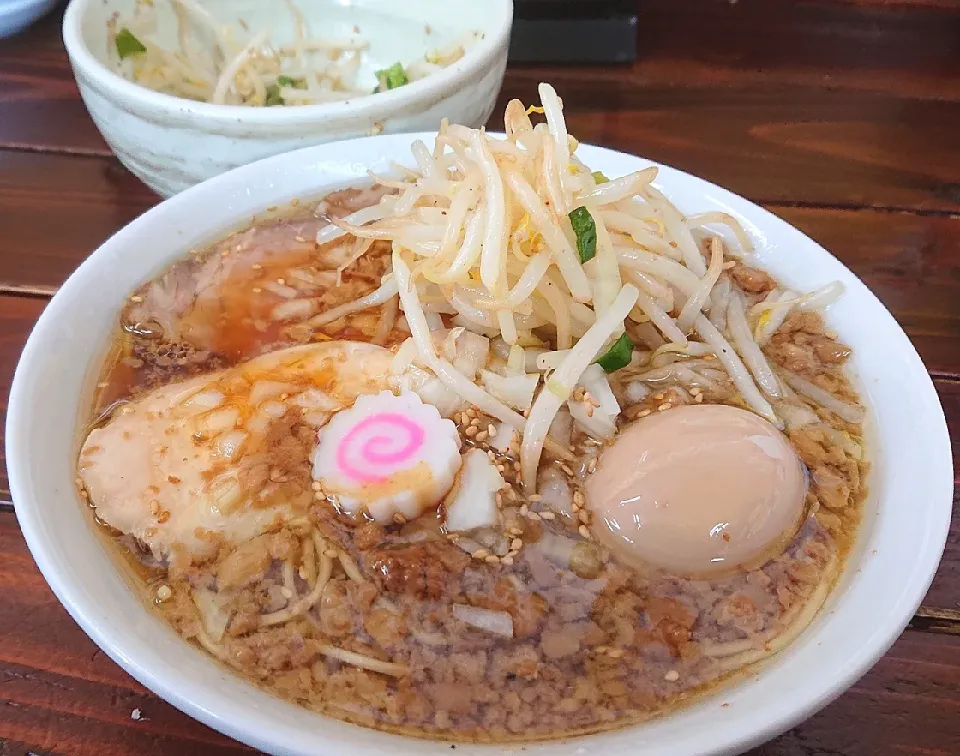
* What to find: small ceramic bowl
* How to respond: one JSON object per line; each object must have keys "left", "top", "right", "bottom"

{"left": 7, "top": 133, "right": 953, "bottom": 756}
{"left": 61, "top": 0, "right": 512, "bottom": 197}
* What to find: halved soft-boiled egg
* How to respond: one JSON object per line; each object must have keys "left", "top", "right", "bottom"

{"left": 585, "top": 404, "right": 807, "bottom": 578}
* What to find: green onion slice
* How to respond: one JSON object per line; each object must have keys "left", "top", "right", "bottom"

{"left": 569, "top": 206, "right": 597, "bottom": 263}
{"left": 265, "top": 84, "right": 284, "bottom": 106}
{"left": 591, "top": 171, "right": 609, "bottom": 184}
{"left": 596, "top": 332, "right": 633, "bottom": 373}
{"left": 375, "top": 62, "right": 409, "bottom": 92}
{"left": 277, "top": 75, "right": 306, "bottom": 89}
{"left": 115, "top": 28, "right": 146, "bottom": 59}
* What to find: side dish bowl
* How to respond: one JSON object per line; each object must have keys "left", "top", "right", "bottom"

{"left": 62, "top": 0, "right": 512, "bottom": 197}
{"left": 7, "top": 135, "right": 952, "bottom": 756}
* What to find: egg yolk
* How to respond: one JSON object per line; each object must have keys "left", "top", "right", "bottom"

{"left": 585, "top": 404, "right": 807, "bottom": 578}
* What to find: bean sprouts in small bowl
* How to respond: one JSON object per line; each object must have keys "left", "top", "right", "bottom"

{"left": 107, "top": 0, "right": 483, "bottom": 107}
{"left": 62, "top": 0, "right": 512, "bottom": 196}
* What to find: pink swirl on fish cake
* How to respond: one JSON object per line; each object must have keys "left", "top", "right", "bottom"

{"left": 335, "top": 412, "right": 426, "bottom": 484}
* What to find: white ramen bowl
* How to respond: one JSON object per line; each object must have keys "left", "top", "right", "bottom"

{"left": 62, "top": 0, "right": 512, "bottom": 197}
{"left": 7, "top": 135, "right": 953, "bottom": 756}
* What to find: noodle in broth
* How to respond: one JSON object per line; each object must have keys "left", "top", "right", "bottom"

{"left": 77, "top": 86, "right": 868, "bottom": 741}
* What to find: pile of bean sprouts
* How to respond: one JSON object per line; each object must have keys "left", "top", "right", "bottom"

{"left": 315, "top": 83, "right": 856, "bottom": 492}
{"left": 108, "top": 0, "right": 479, "bottom": 106}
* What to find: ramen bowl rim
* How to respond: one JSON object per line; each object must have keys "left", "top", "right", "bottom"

{"left": 7, "top": 133, "right": 953, "bottom": 756}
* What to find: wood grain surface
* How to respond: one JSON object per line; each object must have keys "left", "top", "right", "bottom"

{"left": 0, "top": 0, "right": 957, "bottom": 754}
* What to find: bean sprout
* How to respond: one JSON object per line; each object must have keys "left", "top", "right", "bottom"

{"left": 109, "top": 0, "right": 481, "bottom": 107}
{"left": 305, "top": 83, "right": 852, "bottom": 487}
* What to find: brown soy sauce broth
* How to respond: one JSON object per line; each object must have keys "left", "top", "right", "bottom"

{"left": 82, "top": 190, "right": 869, "bottom": 742}
{"left": 89, "top": 186, "right": 399, "bottom": 419}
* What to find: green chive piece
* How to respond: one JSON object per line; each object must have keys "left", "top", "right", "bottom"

{"left": 115, "top": 28, "right": 146, "bottom": 59}
{"left": 268, "top": 76, "right": 306, "bottom": 105}
{"left": 375, "top": 62, "right": 409, "bottom": 92}
{"left": 569, "top": 206, "right": 597, "bottom": 263}
{"left": 591, "top": 170, "right": 609, "bottom": 184}
{"left": 265, "top": 84, "right": 283, "bottom": 106}
{"left": 276, "top": 75, "right": 306, "bottom": 89}
{"left": 596, "top": 332, "right": 633, "bottom": 373}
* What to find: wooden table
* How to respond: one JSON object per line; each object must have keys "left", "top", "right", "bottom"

{"left": 0, "top": 2, "right": 957, "bottom": 754}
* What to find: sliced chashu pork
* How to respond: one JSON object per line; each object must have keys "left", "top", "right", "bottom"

{"left": 79, "top": 341, "right": 394, "bottom": 562}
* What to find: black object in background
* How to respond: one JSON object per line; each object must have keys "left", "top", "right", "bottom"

{"left": 510, "top": 0, "right": 638, "bottom": 64}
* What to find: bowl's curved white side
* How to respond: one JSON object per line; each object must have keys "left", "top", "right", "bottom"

{"left": 70, "top": 57, "right": 506, "bottom": 197}
{"left": 7, "top": 135, "right": 953, "bottom": 756}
